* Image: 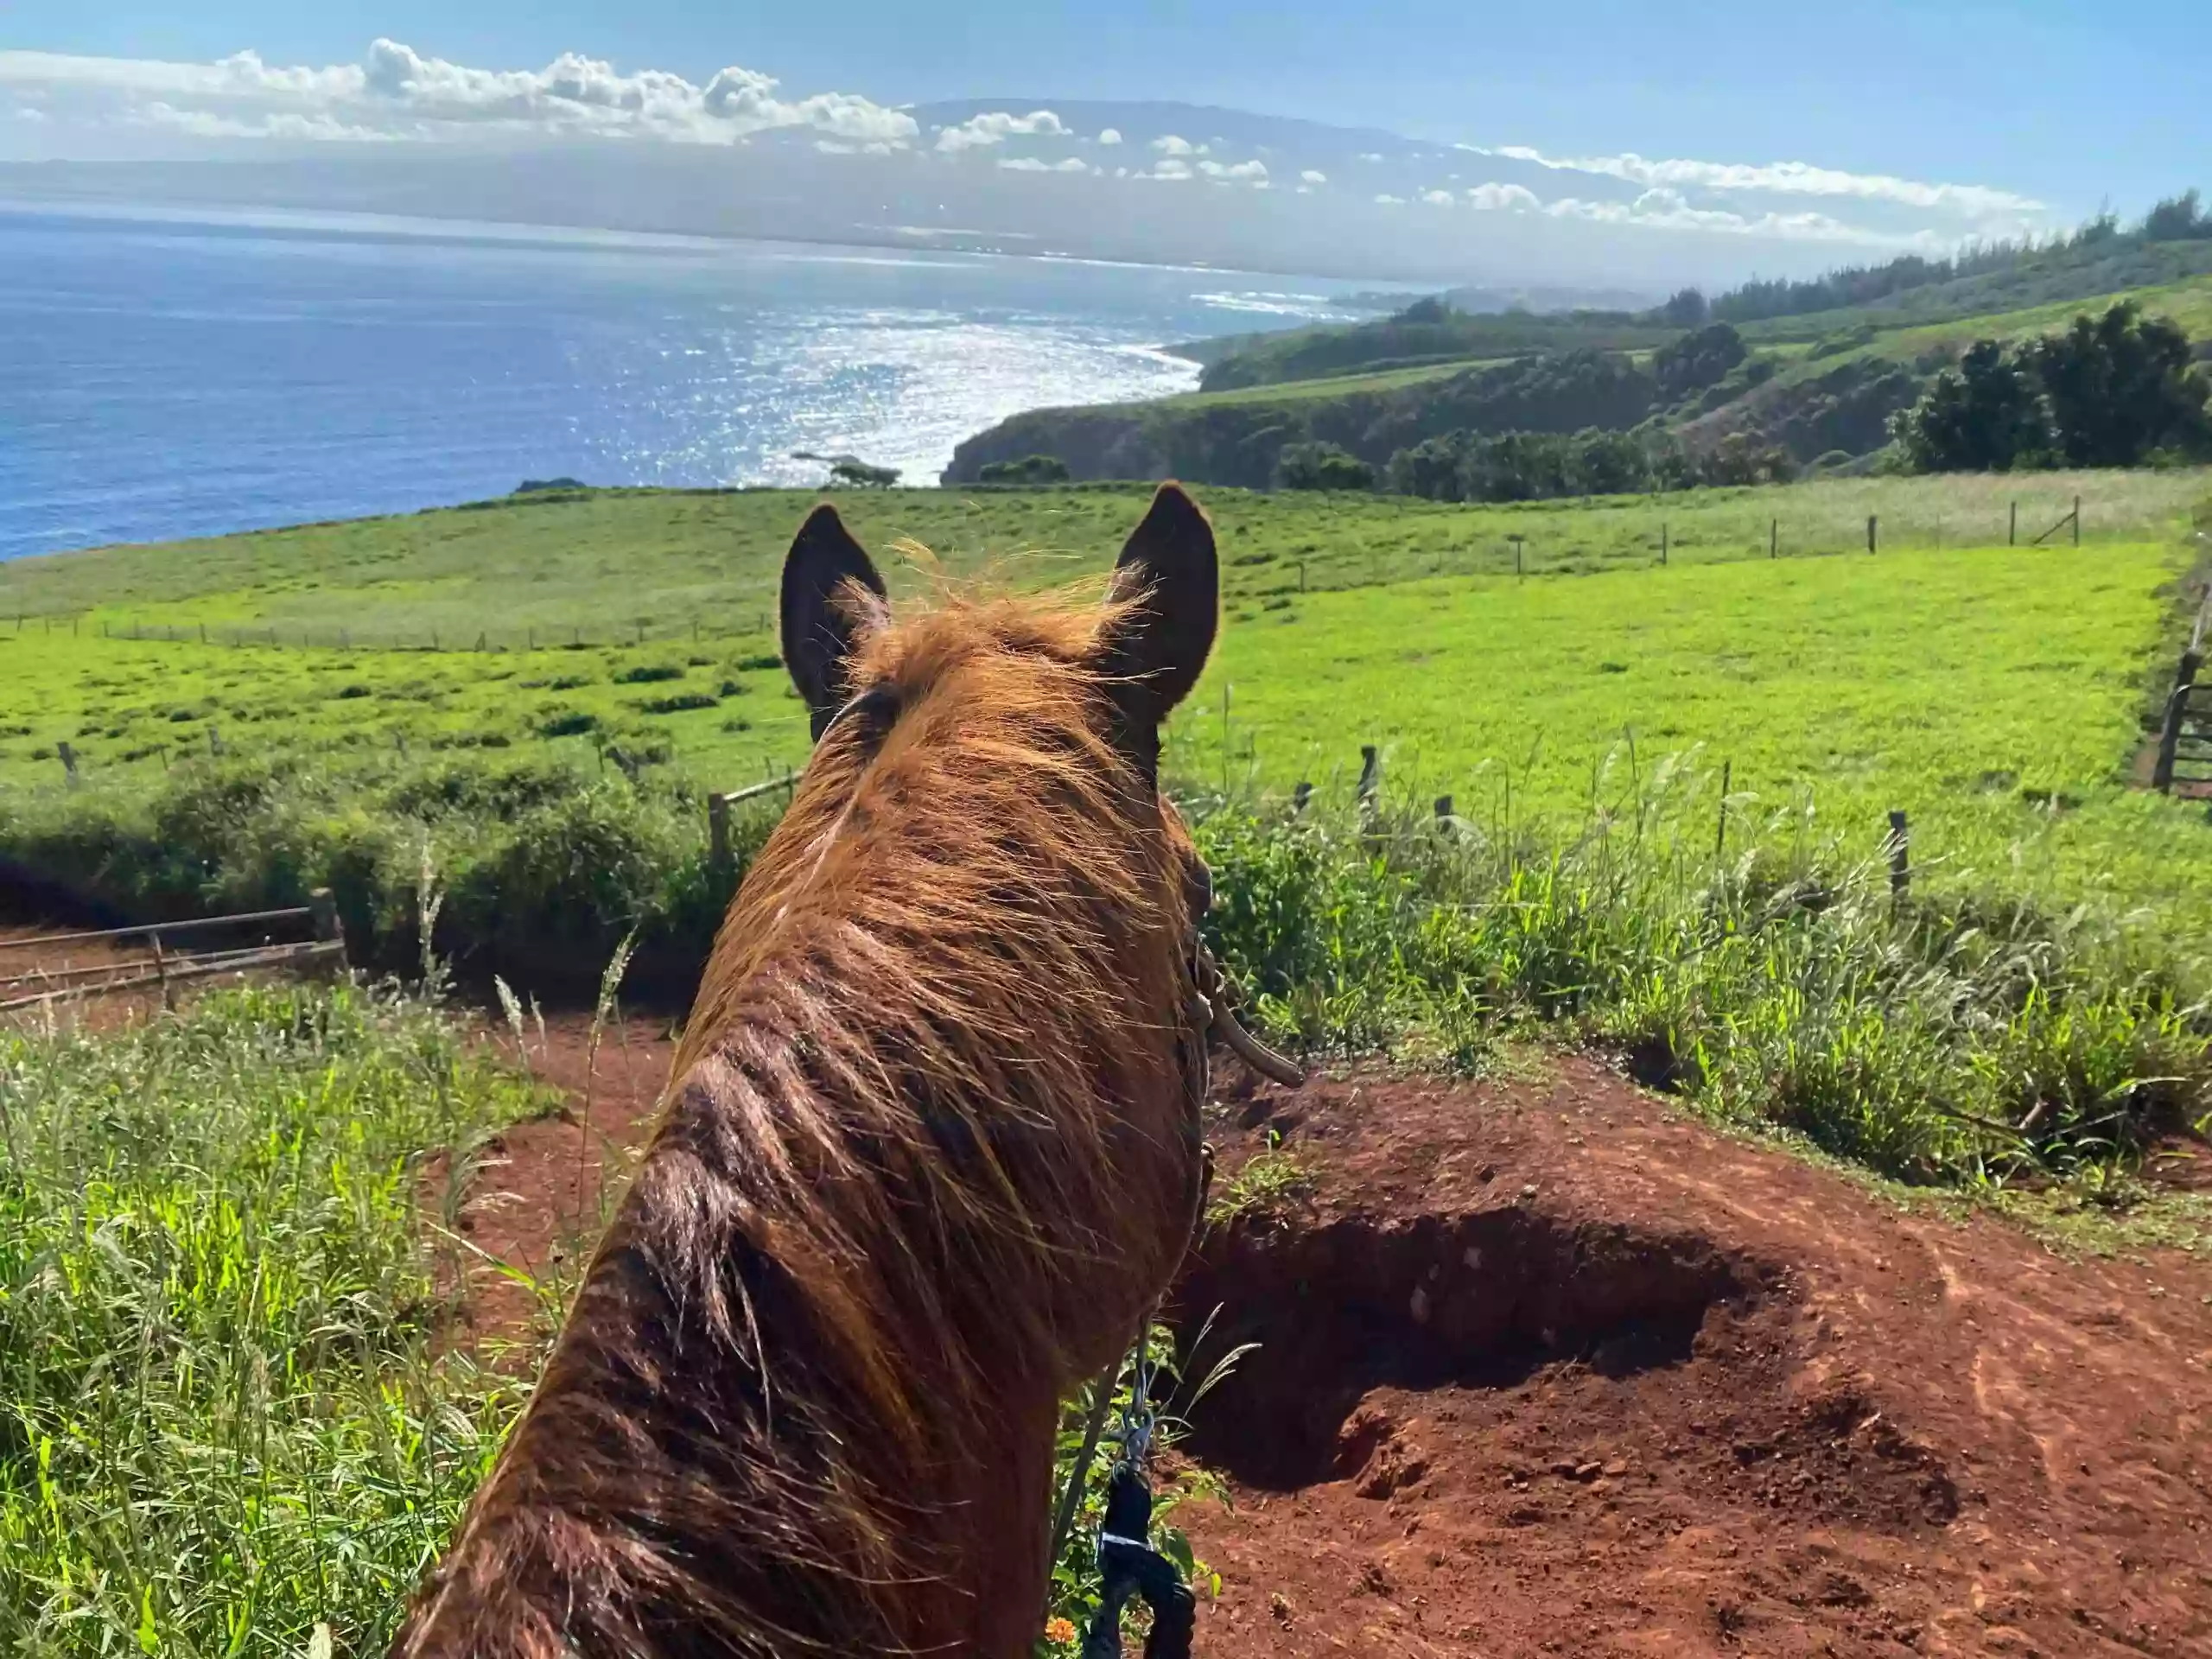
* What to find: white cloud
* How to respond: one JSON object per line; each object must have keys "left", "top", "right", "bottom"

{"left": 1300, "top": 168, "right": 1327, "bottom": 185}
{"left": 133, "top": 100, "right": 400, "bottom": 142}
{"left": 1538, "top": 188, "right": 1924, "bottom": 245}
{"left": 1466, "top": 181, "right": 1540, "bottom": 212}
{"left": 934, "top": 108, "right": 1068, "bottom": 153}
{"left": 1096, "top": 126, "right": 1122, "bottom": 145}
{"left": 1374, "top": 193, "right": 1406, "bottom": 205}
{"left": 1198, "top": 158, "right": 1268, "bottom": 185}
{"left": 1421, "top": 188, "right": 1455, "bottom": 207}
{"left": 1143, "top": 157, "right": 1194, "bottom": 181}
{"left": 1152, "top": 133, "right": 1193, "bottom": 156}
{"left": 1357, "top": 151, "right": 1385, "bottom": 163}
{"left": 1482, "top": 143, "right": 2042, "bottom": 218}
{"left": 0, "top": 41, "right": 918, "bottom": 148}
{"left": 999, "top": 155, "right": 1090, "bottom": 174}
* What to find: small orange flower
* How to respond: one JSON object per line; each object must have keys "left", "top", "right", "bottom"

{"left": 1044, "top": 1617, "right": 1078, "bottom": 1646}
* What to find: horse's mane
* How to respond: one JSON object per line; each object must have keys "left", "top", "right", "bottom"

{"left": 398, "top": 581, "right": 1200, "bottom": 1658}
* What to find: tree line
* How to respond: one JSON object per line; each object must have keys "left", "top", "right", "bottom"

{"left": 1655, "top": 188, "right": 2212, "bottom": 329}
{"left": 1891, "top": 302, "right": 2212, "bottom": 473}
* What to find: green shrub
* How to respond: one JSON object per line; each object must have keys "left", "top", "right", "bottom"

{"left": 634, "top": 691, "right": 719, "bottom": 715}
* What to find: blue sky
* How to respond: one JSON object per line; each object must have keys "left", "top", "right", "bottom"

{"left": 5, "top": 0, "right": 2207, "bottom": 218}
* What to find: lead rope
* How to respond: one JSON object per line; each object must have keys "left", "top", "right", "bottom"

{"left": 1047, "top": 930, "right": 1303, "bottom": 1656}
{"left": 1076, "top": 1333, "right": 1193, "bottom": 1659}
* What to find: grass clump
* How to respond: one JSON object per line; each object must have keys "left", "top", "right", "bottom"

{"left": 0, "top": 982, "right": 543, "bottom": 1656}
{"left": 0, "top": 752, "right": 776, "bottom": 996}
{"left": 1196, "top": 786, "right": 2212, "bottom": 1187}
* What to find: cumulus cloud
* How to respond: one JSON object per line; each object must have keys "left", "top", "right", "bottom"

{"left": 1300, "top": 168, "right": 1327, "bottom": 185}
{"left": 1096, "top": 127, "right": 1122, "bottom": 145}
{"left": 1482, "top": 143, "right": 2042, "bottom": 218}
{"left": 934, "top": 108, "right": 1068, "bottom": 153}
{"left": 1198, "top": 158, "right": 1268, "bottom": 185}
{"left": 1421, "top": 188, "right": 1455, "bottom": 207}
{"left": 1357, "top": 151, "right": 1384, "bottom": 163}
{"left": 1374, "top": 193, "right": 1406, "bottom": 205}
{"left": 1143, "top": 157, "right": 1194, "bottom": 181}
{"left": 1150, "top": 133, "right": 1209, "bottom": 156}
{"left": 1466, "top": 181, "right": 1541, "bottom": 211}
{"left": 0, "top": 40, "right": 918, "bottom": 147}
{"left": 999, "top": 155, "right": 1090, "bottom": 174}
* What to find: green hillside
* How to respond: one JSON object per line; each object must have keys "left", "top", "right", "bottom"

{"left": 944, "top": 270, "right": 2212, "bottom": 489}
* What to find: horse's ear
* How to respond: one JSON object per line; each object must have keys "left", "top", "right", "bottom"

{"left": 781, "top": 504, "right": 888, "bottom": 740}
{"left": 1099, "top": 482, "right": 1218, "bottom": 728}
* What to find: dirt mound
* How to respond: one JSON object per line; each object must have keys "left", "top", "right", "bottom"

{"left": 1170, "top": 1061, "right": 2212, "bottom": 1657}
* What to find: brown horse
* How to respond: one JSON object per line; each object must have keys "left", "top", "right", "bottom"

{"left": 393, "top": 484, "right": 1222, "bottom": 1658}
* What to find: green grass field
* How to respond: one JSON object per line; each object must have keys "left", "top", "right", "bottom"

{"left": 1172, "top": 539, "right": 2212, "bottom": 925}
{"left": 3, "top": 471, "right": 2204, "bottom": 800}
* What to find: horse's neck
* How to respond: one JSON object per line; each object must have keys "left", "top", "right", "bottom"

{"left": 396, "top": 1048, "right": 1060, "bottom": 1659}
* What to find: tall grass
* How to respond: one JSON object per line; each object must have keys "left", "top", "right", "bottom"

{"left": 1198, "top": 777, "right": 2212, "bottom": 1185}
{"left": 0, "top": 984, "right": 543, "bottom": 1656}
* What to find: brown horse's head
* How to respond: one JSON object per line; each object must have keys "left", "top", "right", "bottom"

{"left": 396, "top": 486, "right": 1222, "bottom": 1659}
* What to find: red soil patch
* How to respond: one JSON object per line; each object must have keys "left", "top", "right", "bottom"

{"left": 1173, "top": 1060, "right": 2212, "bottom": 1658}
{"left": 443, "top": 1012, "right": 679, "bottom": 1347}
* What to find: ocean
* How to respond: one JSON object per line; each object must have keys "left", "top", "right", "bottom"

{"left": 0, "top": 203, "right": 1377, "bottom": 563}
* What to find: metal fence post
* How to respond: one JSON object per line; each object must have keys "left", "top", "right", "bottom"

{"left": 2153, "top": 649, "right": 2203, "bottom": 792}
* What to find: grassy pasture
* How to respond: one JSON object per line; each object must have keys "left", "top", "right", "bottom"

{"left": 1169, "top": 539, "right": 2212, "bottom": 927}
{"left": 1, "top": 471, "right": 2204, "bottom": 797}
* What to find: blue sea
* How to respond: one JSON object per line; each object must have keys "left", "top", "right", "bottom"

{"left": 0, "top": 203, "right": 1378, "bottom": 563}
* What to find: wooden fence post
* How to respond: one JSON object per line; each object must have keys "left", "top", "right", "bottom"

{"left": 309, "top": 888, "right": 347, "bottom": 967}
{"left": 2153, "top": 648, "right": 2203, "bottom": 792}
{"left": 709, "top": 792, "right": 732, "bottom": 874}
{"left": 2073, "top": 496, "right": 2082, "bottom": 548}
{"left": 1661, "top": 523, "right": 1669, "bottom": 565}
{"left": 1511, "top": 535, "right": 1525, "bottom": 576}
{"left": 151, "top": 932, "right": 172, "bottom": 1012}
{"left": 1867, "top": 515, "right": 1878, "bottom": 554}
{"left": 1887, "top": 810, "right": 1910, "bottom": 900}
{"left": 2009, "top": 500, "right": 2018, "bottom": 545}
{"left": 1770, "top": 520, "right": 1777, "bottom": 560}
{"left": 1716, "top": 758, "right": 1732, "bottom": 858}
{"left": 1357, "top": 746, "right": 1381, "bottom": 813}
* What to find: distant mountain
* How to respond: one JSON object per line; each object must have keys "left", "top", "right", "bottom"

{"left": 0, "top": 97, "right": 1909, "bottom": 291}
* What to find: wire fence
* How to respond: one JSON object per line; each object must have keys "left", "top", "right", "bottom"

{"left": 8, "top": 613, "right": 784, "bottom": 655}
{"left": 2, "top": 492, "right": 2128, "bottom": 652}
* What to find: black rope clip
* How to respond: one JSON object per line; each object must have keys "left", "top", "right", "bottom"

{"left": 1079, "top": 1460, "right": 1195, "bottom": 1659}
